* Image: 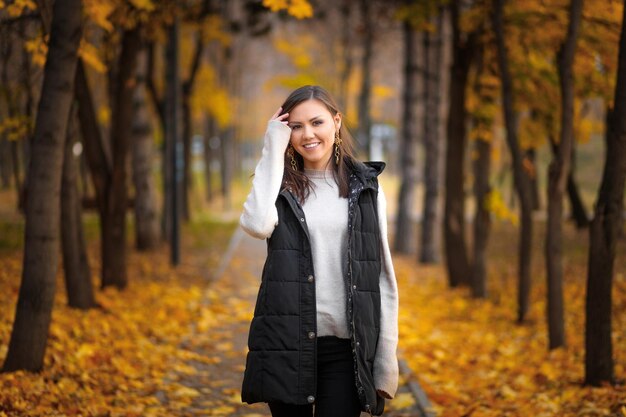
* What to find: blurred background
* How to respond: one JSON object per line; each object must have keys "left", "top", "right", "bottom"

{"left": 0, "top": 0, "right": 625, "bottom": 416}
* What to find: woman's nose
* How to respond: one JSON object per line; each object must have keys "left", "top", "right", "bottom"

{"left": 302, "top": 124, "right": 315, "bottom": 139}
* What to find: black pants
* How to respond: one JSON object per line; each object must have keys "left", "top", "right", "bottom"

{"left": 268, "top": 336, "right": 362, "bottom": 417}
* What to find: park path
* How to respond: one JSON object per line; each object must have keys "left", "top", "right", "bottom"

{"left": 167, "top": 227, "right": 428, "bottom": 417}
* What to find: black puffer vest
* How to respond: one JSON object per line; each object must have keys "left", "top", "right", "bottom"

{"left": 241, "top": 161, "right": 386, "bottom": 415}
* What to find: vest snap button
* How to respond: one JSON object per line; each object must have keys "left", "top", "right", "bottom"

{"left": 308, "top": 331, "right": 316, "bottom": 339}
{"left": 307, "top": 395, "right": 315, "bottom": 403}
{"left": 300, "top": 218, "right": 305, "bottom": 222}
{"left": 352, "top": 285, "right": 357, "bottom": 289}
{"left": 307, "top": 275, "right": 314, "bottom": 282}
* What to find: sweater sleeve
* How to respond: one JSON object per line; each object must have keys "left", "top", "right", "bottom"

{"left": 373, "top": 184, "right": 400, "bottom": 399}
{"left": 239, "top": 120, "right": 292, "bottom": 239}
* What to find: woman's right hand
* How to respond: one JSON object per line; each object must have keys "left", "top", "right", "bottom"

{"left": 270, "top": 107, "right": 289, "bottom": 126}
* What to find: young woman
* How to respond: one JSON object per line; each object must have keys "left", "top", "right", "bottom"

{"left": 239, "top": 85, "right": 399, "bottom": 417}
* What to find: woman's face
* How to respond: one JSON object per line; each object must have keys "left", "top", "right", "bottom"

{"left": 287, "top": 99, "right": 341, "bottom": 170}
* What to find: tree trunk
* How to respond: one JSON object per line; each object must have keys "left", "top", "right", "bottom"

{"left": 338, "top": 0, "right": 353, "bottom": 113}
{"left": 101, "top": 28, "right": 141, "bottom": 289}
{"left": 567, "top": 169, "right": 589, "bottom": 228}
{"left": 548, "top": 133, "right": 589, "bottom": 228}
{"left": 181, "top": 32, "right": 205, "bottom": 222}
{"left": 181, "top": 92, "right": 192, "bottom": 221}
{"left": 565, "top": 140, "right": 589, "bottom": 228}
{"left": 10, "top": 140, "right": 23, "bottom": 206}
{"left": 132, "top": 49, "right": 160, "bottom": 251}
{"left": 203, "top": 115, "right": 216, "bottom": 202}
{"left": 546, "top": 0, "right": 582, "bottom": 350}
{"left": 0, "top": 31, "right": 24, "bottom": 205}
{"left": 421, "top": 10, "right": 444, "bottom": 264}
{"left": 18, "top": 18, "right": 33, "bottom": 214}
{"left": 215, "top": 24, "right": 234, "bottom": 211}
{"left": 472, "top": 138, "right": 491, "bottom": 298}
{"left": 0, "top": 35, "right": 12, "bottom": 189}
{"left": 585, "top": 0, "right": 626, "bottom": 386}
{"left": 165, "top": 18, "right": 182, "bottom": 265}
{"left": 220, "top": 127, "right": 234, "bottom": 211}
{"left": 61, "top": 106, "right": 95, "bottom": 309}
{"left": 444, "top": 0, "right": 473, "bottom": 287}
{"left": 2, "top": 0, "right": 82, "bottom": 372}
{"left": 147, "top": 43, "right": 171, "bottom": 243}
{"left": 470, "top": 50, "right": 495, "bottom": 299}
{"left": 526, "top": 148, "right": 541, "bottom": 210}
{"left": 356, "top": 0, "right": 373, "bottom": 158}
{"left": 75, "top": 60, "right": 111, "bottom": 217}
{"left": 0, "top": 135, "right": 11, "bottom": 188}
{"left": 492, "top": 0, "right": 535, "bottom": 323}
{"left": 394, "top": 21, "right": 421, "bottom": 254}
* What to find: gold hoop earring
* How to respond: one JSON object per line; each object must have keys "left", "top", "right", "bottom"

{"left": 287, "top": 145, "right": 298, "bottom": 171}
{"left": 334, "top": 131, "right": 342, "bottom": 165}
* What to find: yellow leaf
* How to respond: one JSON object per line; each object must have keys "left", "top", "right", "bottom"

{"left": 210, "top": 405, "right": 236, "bottom": 415}
{"left": 262, "top": 0, "right": 288, "bottom": 12}
{"left": 129, "top": 0, "right": 155, "bottom": 11}
{"left": 84, "top": 0, "right": 115, "bottom": 32}
{"left": 6, "top": 0, "right": 36, "bottom": 18}
{"left": 78, "top": 40, "right": 107, "bottom": 73}
{"left": 171, "top": 385, "right": 201, "bottom": 399}
{"left": 24, "top": 36, "right": 48, "bottom": 67}
{"left": 98, "top": 105, "right": 111, "bottom": 126}
{"left": 287, "top": 0, "right": 313, "bottom": 19}
{"left": 262, "top": 0, "right": 313, "bottom": 19}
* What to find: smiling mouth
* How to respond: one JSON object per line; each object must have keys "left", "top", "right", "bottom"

{"left": 303, "top": 142, "right": 321, "bottom": 149}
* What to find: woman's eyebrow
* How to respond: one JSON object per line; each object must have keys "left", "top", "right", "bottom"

{"left": 288, "top": 115, "right": 323, "bottom": 124}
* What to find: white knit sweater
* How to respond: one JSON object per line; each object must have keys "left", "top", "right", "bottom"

{"left": 239, "top": 120, "right": 399, "bottom": 399}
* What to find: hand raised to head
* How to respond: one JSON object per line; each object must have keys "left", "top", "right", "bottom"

{"left": 270, "top": 106, "right": 289, "bottom": 126}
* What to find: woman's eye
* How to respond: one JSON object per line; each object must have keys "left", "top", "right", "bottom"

{"left": 313, "top": 120, "right": 322, "bottom": 126}
{"left": 291, "top": 125, "right": 301, "bottom": 130}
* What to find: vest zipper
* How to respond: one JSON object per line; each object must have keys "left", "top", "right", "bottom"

{"left": 348, "top": 182, "right": 372, "bottom": 414}
{"left": 286, "top": 191, "right": 318, "bottom": 403}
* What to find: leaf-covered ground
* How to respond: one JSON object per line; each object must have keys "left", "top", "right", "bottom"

{"left": 397, "top": 221, "right": 626, "bottom": 417}
{"left": 0, "top": 184, "right": 625, "bottom": 416}
{"left": 0, "top": 199, "right": 242, "bottom": 416}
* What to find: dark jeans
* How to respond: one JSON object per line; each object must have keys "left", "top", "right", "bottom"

{"left": 268, "top": 336, "right": 362, "bottom": 417}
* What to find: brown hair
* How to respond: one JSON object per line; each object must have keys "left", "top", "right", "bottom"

{"left": 279, "top": 85, "right": 358, "bottom": 204}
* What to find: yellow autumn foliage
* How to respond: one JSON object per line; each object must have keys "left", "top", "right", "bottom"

{"left": 24, "top": 35, "right": 48, "bottom": 67}
{"left": 191, "top": 65, "right": 233, "bottom": 128}
{"left": 3, "top": 0, "right": 36, "bottom": 18}
{"left": 79, "top": 40, "right": 107, "bottom": 73}
{"left": 202, "top": 15, "right": 231, "bottom": 47}
{"left": 484, "top": 189, "right": 519, "bottom": 226}
{"left": 262, "top": 0, "right": 313, "bottom": 19}
{"left": 0, "top": 214, "right": 238, "bottom": 416}
{"left": 97, "top": 105, "right": 111, "bottom": 127}
{"left": 266, "top": 35, "right": 326, "bottom": 90}
{"left": 396, "top": 219, "right": 626, "bottom": 416}
{"left": 274, "top": 38, "right": 313, "bottom": 71}
{"left": 0, "top": 116, "right": 31, "bottom": 142}
{"left": 84, "top": 0, "right": 116, "bottom": 32}
{"left": 128, "top": 0, "right": 155, "bottom": 12}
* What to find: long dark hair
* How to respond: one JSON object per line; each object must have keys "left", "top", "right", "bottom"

{"left": 279, "top": 85, "right": 358, "bottom": 204}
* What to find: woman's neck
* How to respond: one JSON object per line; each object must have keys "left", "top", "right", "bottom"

{"left": 304, "top": 167, "right": 334, "bottom": 179}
